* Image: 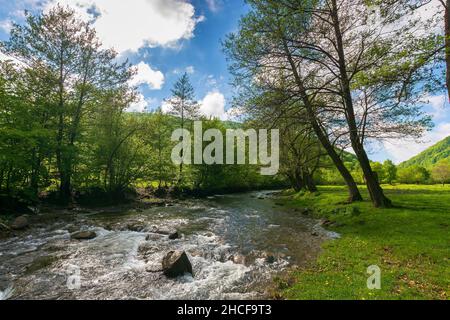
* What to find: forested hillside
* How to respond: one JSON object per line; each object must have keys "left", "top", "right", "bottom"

{"left": 399, "top": 136, "right": 450, "bottom": 169}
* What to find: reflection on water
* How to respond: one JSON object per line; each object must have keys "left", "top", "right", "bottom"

{"left": 0, "top": 191, "right": 336, "bottom": 300}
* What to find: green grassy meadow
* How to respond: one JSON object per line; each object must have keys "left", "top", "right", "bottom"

{"left": 277, "top": 185, "right": 450, "bottom": 300}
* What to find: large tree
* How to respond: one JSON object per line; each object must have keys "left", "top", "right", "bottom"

{"left": 165, "top": 73, "right": 200, "bottom": 184}
{"left": 225, "top": 0, "right": 437, "bottom": 207}
{"left": 224, "top": 2, "right": 364, "bottom": 203}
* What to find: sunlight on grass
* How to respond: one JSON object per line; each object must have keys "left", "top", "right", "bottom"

{"left": 279, "top": 185, "right": 450, "bottom": 300}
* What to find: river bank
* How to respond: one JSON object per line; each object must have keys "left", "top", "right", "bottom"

{"left": 276, "top": 185, "right": 449, "bottom": 300}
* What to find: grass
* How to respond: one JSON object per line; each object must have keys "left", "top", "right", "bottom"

{"left": 277, "top": 184, "right": 450, "bottom": 300}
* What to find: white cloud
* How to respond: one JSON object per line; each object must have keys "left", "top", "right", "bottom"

{"left": 0, "top": 50, "right": 25, "bottom": 67}
{"left": 205, "top": 75, "right": 218, "bottom": 88}
{"left": 200, "top": 91, "right": 227, "bottom": 120}
{"left": 161, "top": 91, "right": 228, "bottom": 120}
{"left": 44, "top": 0, "right": 203, "bottom": 53}
{"left": 0, "top": 20, "right": 12, "bottom": 33}
{"left": 205, "top": 0, "right": 222, "bottom": 13}
{"left": 0, "top": 51, "right": 11, "bottom": 62}
{"left": 161, "top": 100, "right": 174, "bottom": 114}
{"left": 130, "top": 62, "right": 164, "bottom": 90}
{"left": 423, "top": 94, "right": 448, "bottom": 120}
{"left": 127, "top": 93, "right": 150, "bottom": 113}
{"left": 383, "top": 122, "right": 450, "bottom": 164}
{"left": 172, "top": 65, "right": 195, "bottom": 75}
{"left": 185, "top": 66, "right": 195, "bottom": 74}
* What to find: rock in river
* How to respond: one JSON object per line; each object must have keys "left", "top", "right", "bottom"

{"left": 11, "top": 215, "right": 29, "bottom": 230}
{"left": 162, "top": 251, "right": 193, "bottom": 278}
{"left": 71, "top": 231, "right": 97, "bottom": 240}
{"left": 168, "top": 231, "right": 180, "bottom": 240}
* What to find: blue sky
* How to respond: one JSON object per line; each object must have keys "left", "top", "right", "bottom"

{"left": 0, "top": 0, "right": 449, "bottom": 164}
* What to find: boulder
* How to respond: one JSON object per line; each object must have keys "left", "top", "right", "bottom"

{"left": 265, "top": 255, "right": 276, "bottom": 264}
{"left": 11, "top": 215, "right": 29, "bottom": 230}
{"left": 168, "top": 231, "right": 180, "bottom": 240}
{"left": 162, "top": 251, "right": 193, "bottom": 278}
{"left": 229, "top": 254, "right": 246, "bottom": 265}
{"left": 153, "top": 227, "right": 177, "bottom": 236}
{"left": 71, "top": 231, "right": 97, "bottom": 240}
{"left": 126, "top": 222, "right": 146, "bottom": 232}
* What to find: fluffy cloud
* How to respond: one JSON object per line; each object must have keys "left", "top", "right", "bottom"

{"left": 0, "top": 50, "right": 25, "bottom": 67}
{"left": 127, "top": 93, "right": 158, "bottom": 113}
{"left": 129, "top": 62, "right": 164, "bottom": 90}
{"left": 172, "top": 65, "right": 195, "bottom": 75}
{"left": 423, "top": 94, "right": 448, "bottom": 120}
{"left": 185, "top": 66, "right": 195, "bottom": 74}
{"left": 44, "top": 0, "right": 203, "bottom": 53}
{"left": 161, "top": 100, "right": 174, "bottom": 114}
{"left": 200, "top": 91, "right": 227, "bottom": 120}
{"left": 205, "top": 0, "right": 222, "bottom": 13}
{"left": 0, "top": 20, "right": 12, "bottom": 33}
{"left": 382, "top": 122, "right": 450, "bottom": 164}
{"left": 161, "top": 91, "right": 228, "bottom": 120}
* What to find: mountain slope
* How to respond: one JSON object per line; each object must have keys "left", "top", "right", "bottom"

{"left": 399, "top": 136, "right": 450, "bottom": 169}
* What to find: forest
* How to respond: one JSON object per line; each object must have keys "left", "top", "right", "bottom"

{"left": 1, "top": 2, "right": 449, "bottom": 208}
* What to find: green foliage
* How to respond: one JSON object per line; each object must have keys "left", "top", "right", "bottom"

{"left": 382, "top": 160, "right": 397, "bottom": 185}
{"left": 431, "top": 159, "right": 450, "bottom": 185}
{"left": 397, "top": 165, "right": 430, "bottom": 184}
{"left": 0, "top": 6, "right": 285, "bottom": 204}
{"left": 399, "top": 136, "right": 450, "bottom": 169}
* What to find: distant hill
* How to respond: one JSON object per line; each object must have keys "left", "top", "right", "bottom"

{"left": 399, "top": 136, "right": 450, "bottom": 169}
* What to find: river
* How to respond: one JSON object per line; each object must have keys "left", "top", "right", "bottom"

{"left": 0, "top": 191, "right": 338, "bottom": 300}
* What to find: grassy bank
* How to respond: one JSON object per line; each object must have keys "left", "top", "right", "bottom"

{"left": 277, "top": 185, "right": 449, "bottom": 300}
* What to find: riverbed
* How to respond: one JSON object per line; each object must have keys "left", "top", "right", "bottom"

{"left": 0, "top": 191, "right": 338, "bottom": 300}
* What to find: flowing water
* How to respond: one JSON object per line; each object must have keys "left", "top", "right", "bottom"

{"left": 0, "top": 191, "right": 338, "bottom": 300}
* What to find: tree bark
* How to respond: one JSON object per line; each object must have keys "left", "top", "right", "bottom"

{"left": 445, "top": 1, "right": 450, "bottom": 101}
{"left": 280, "top": 37, "right": 363, "bottom": 202}
{"left": 288, "top": 170, "right": 305, "bottom": 192}
{"left": 304, "top": 173, "right": 318, "bottom": 192}
{"left": 330, "top": 0, "right": 391, "bottom": 208}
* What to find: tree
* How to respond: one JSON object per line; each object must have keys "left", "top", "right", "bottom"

{"left": 0, "top": 60, "right": 56, "bottom": 200}
{"left": 147, "top": 109, "right": 177, "bottom": 190}
{"left": 165, "top": 73, "right": 200, "bottom": 184}
{"left": 83, "top": 89, "right": 147, "bottom": 195}
{"left": 3, "top": 5, "right": 132, "bottom": 201}
{"left": 371, "top": 162, "right": 384, "bottom": 183}
{"left": 382, "top": 160, "right": 397, "bottom": 185}
{"left": 398, "top": 165, "right": 430, "bottom": 184}
{"left": 225, "top": 0, "right": 438, "bottom": 207}
{"left": 431, "top": 159, "right": 450, "bottom": 185}
{"left": 224, "top": 0, "right": 363, "bottom": 203}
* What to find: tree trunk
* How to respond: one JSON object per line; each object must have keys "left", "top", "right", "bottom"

{"left": 353, "top": 140, "right": 391, "bottom": 207}
{"left": 312, "top": 118, "right": 362, "bottom": 201}
{"left": 288, "top": 170, "right": 305, "bottom": 192}
{"left": 304, "top": 173, "right": 318, "bottom": 193}
{"left": 281, "top": 37, "right": 363, "bottom": 203}
{"left": 30, "top": 149, "right": 41, "bottom": 198}
{"left": 330, "top": 0, "right": 391, "bottom": 208}
{"left": 445, "top": 1, "right": 450, "bottom": 101}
